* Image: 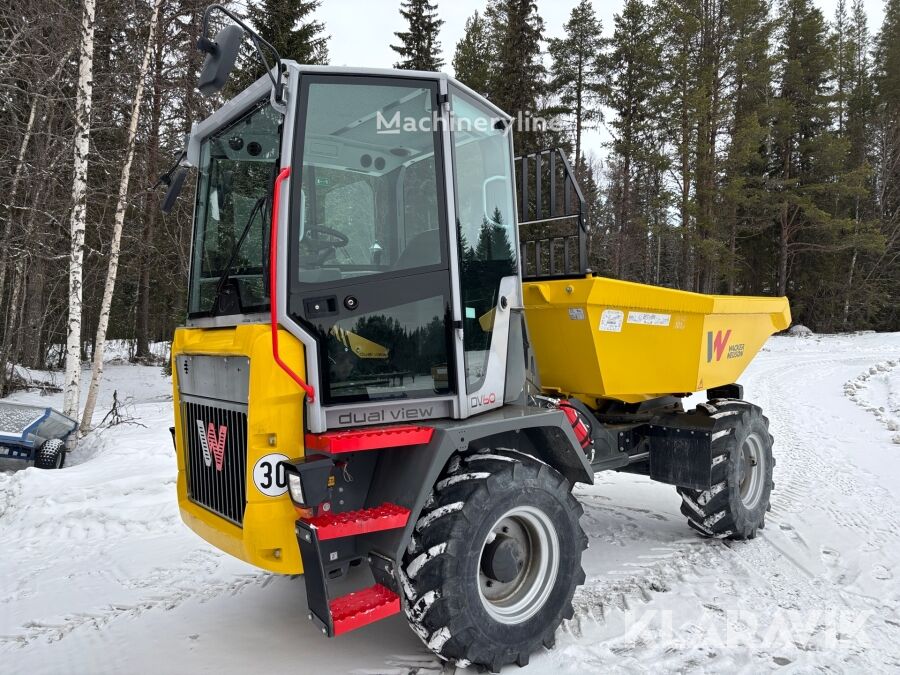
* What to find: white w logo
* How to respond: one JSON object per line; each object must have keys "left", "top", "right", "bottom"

{"left": 196, "top": 420, "right": 228, "bottom": 471}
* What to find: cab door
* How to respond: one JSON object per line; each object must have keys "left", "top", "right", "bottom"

{"left": 287, "top": 75, "right": 457, "bottom": 427}
{"left": 448, "top": 86, "right": 521, "bottom": 417}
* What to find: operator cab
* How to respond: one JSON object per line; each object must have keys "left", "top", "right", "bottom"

{"left": 175, "top": 59, "right": 521, "bottom": 432}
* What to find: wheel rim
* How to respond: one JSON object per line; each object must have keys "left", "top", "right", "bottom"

{"left": 739, "top": 432, "right": 766, "bottom": 509}
{"left": 476, "top": 506, "right": 560, "bottom": 624}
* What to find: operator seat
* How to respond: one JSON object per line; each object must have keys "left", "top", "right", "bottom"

{"left": 393, "top": 228, "right": 440, "bottom": 270}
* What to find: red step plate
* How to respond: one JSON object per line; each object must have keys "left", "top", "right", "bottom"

{"left": 330, "top": 584, "right": 400, "bottom": 635}
{"left": 303, "top": 503, "right": 410, "bottom": 540}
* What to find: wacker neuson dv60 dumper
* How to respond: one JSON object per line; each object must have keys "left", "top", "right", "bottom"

{"left": 161, "top": 7, "right": 791, "bottom": 670}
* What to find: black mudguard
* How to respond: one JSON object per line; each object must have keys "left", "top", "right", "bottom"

{"left": 362, "top": 406, "right": 593, "bottom": 564}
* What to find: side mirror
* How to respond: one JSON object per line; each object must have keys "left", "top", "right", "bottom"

{"left": 161, "top": 167, "right": 189, "bottom": 214}
{"left": 197, "top": 24, "right": 243, "bottom": 96}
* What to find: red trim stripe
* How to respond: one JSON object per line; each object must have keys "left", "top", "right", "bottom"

{"left": 305, "top": 425, "right": 434, "bottom": 454}
{"left": 270, "top": 166, "right": 315, "bottom": 401}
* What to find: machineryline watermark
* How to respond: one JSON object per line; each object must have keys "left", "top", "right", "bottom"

{"left": 375, "top": 110, "right": 564, "bottom": 136}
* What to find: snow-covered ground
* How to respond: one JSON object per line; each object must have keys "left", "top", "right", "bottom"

{"left": 2, "top": 333, "right": 899, "bottom": 674}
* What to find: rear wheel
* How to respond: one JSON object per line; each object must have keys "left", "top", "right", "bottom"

{"left": 35, "top": 439, "right": 65, "bottom": 470}
{"left": 401, "top": 449, "right": 587, "bottom": 671}
{"left": 677, "top": 401, "right": 774, "bottom": 540}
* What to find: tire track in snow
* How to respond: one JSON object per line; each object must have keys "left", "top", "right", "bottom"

{"left": 554, "top": 339, "right": 900, "bottom": 671}
{"left": 740, "top": 344, "right": 900, "bottom": 656}
{"left": 844, "top": 359, "right": 900, "bottom": 441}
{"left": 0, "top": 571, "right": 274, "bottom": 649}
{"left": 746, "top": 352, "right": 900, "bottom": 540}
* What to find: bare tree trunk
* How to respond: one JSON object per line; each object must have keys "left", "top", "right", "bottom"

{"left": 0, "top": 48, "right": 71, "bottom": 308}
{"left": 22, "top": 261, "right": 45, "bottom": 368}
{"left": 63, "top": 0, "right": 97, "bottom": 422}
{"left": 80, "top": 0, "right": 163, "bottom": 433}
{"left": 0, "top": 102, "right": 38, "bottom": 307}
{"left": 137, "top": 25, "right": 165, "bottom": 359}
{"left": 727, "top": 221, "right": 736, "bottom": 295}
{"left": 0, "top": 259, "right": 26, "bottom": 395}
{"left": 778, "top": 209, "right": 789, "bottom": 297}
{"left": 842, "top": 197, "right": 860, "bottom": 328}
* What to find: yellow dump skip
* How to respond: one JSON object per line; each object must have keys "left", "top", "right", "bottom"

{"left": 522, "top": 276, "right": 791, "bottom": 405}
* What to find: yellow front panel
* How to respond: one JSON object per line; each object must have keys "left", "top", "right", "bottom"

{"left": 172, "top": 324, "right": 307, "bottom": 574}
{"left": 522, "top": 276, "right": 790, "bottom": 405}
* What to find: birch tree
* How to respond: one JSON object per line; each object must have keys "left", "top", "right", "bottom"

{"left": 80, "top": 0, "right": 163, "bottom": 433}
{"left": 63, "top": 0, "right": 97, "bottom": 421}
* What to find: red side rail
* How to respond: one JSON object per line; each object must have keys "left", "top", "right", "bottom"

{"left": 305, "top": 425, "right": 434, "bottom": 454}
{"left": 269, "top": 166, "right": 315, "bottom": 402}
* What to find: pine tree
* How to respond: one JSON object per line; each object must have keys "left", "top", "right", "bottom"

{"left": 249, "top": 0, "right": 328, "bottom": 64}
{"left": 548, "top": 0, "right": 605, "bottom": 171}
{"left": 875, "top": 0, "right": 900, "bottom": 226}
{"left": 833, "top": 0, "right": 850, "bottom": 135}
{"left": 691, "top": 0, "right": 730, "bottom": 293}
{"left": 603, "top": 0, "right": 667, "bottom": 282}
{"left": 847, "top": 0, "right": 873, "bottom": 168}
{"left": 235, "top": 0, "right": 328, "bottom": 90}
{"left": 656, "top": 0, "right": 700, "bottom": 289}
{"left": 391, "top": 0, "right": 444, "bottom": 71}
{"left": 833, "top": 0, "right": 882, "bottom": 328}
{"left": 720, "top": 0, "right": 777, "bottom": 295}
{"left": 870, "top": 0, "right": 900, "bottom": 329}
{"left": 487, "top": 0, "right": 547, "bottom": 154}
{"left": 648, "top": 0, "right": 731, "bottom": 293}
{"left": 771, "top": 0, "right": 861, "bottom": 307}
{"left": 452, "top": 11, "right": 492, "bottom": 94}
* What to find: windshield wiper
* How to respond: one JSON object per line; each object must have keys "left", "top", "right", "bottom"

{"left": 211, "top": 195, "right": 267, "bottom": 315}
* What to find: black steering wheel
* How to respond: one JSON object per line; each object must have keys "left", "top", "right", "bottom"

{"left": 299, "top": 225, "right": 350, "bottom": 266}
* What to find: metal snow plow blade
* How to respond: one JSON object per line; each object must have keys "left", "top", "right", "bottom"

{"left": 522, "top": 276, "right": 791, "bottom": 404}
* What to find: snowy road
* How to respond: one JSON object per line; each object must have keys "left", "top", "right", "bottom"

{"left": 2, "top": 333, "right": 899, "bottom": 674}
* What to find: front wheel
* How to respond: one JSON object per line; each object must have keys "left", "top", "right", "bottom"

{"left": 34, "top": 438, "right": 65, "bottom": 470}
{"left": 401, "top": 449, "right": 587, "bottom": 671}
{"left": 678, "top": 401, "right": 774, "bottom": 539}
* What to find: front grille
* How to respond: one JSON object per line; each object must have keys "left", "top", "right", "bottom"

{"left": 182, "top": 400, "right": 248, "bottom": 526}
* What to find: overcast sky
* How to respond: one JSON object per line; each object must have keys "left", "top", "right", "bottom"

{"left": 314, "top": 0, "right": 886, "bottom": 158}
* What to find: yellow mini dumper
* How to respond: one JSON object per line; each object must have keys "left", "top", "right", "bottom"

{"left": 161, "top": 8, "right": 791, "bottom": 671}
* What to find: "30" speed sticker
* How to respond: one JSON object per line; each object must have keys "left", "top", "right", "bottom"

{"left": 252, "top": 453, "right": 290, "bottom": 497}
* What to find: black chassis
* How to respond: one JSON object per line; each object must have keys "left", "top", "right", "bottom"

{"left": 294, "top": 396, "right": 721, "bottom": 601}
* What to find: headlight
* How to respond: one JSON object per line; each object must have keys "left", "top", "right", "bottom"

{"left": 279, "top": 454, "right": 334, "bottom": 509}
{"left": 288, "top": 472, "right": 304, "bottom": 504}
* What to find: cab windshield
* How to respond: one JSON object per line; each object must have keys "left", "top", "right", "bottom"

{"left": 293, "top": 80, "right": 444, "bottom": 283}
{"left": 189, "top": 99, "right": 282, "bottom": 316}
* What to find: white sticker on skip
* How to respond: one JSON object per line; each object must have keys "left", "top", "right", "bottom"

{"left": 568, "top": 308, "right": 585, "bottom": 321}
{"left": 627, "top": 311, "right": 671, "bottom": 327}
{"left": 599, "top": 309, "right": 624, "bottom": 332}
